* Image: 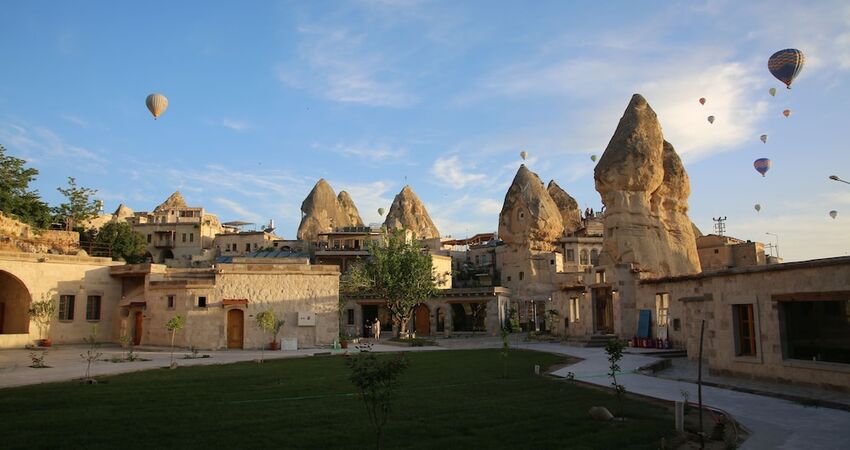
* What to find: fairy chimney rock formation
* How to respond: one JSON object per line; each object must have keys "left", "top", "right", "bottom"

{"left": 547, "top": 180, "right": 582, "bottom": 235}
{"left": 594, "top": 94, "right": 700, "bottom": 277}
{"left": 154, "top": 192, "right": 187, "bottom": 212}
{"left": 337, "top": 191, "right": 364, "bottom": 227}
{"left": 112, "top": 204, "right": 135, "bottom": 222}
{"left": 498, "top": 165, "right": 564, "bottom": 251}
{"left": 383, "top": 185, "right": 440, "bottom": 239}
{"left": 297, "top": 179, "right": 353, "bottom": 241}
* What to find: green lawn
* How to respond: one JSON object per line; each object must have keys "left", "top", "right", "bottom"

{"left": 0, "top": 349, "right": 673, "bottom": 449}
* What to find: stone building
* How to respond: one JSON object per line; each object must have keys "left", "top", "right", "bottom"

{"left": 214, "top": 230, "right": 279, "bottom": 257}
{"left": 696, "top": 234, "right": 767, "bottom": 271}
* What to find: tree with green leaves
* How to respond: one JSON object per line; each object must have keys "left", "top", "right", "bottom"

{"left": 0, "top": 144, "right": 52, "bottom": 228}
{"left": 345, "top": 352, "right": 408, "bottom": 450}
{"left": 255, "top": 309, "right": 284, "bottom": 362}
{"left": 341, "top": 229, "right": 438, "bottom": 338}
{"left": 604, "top": 338, "right": 627, "bottom": 417}
{"left": 166, "top": 315, "right": 186, "bottom": 368}
{"left": 54, "top": 177, "right": 99, "bottom": 231}
{"left": 94, "top": 222, "right": 147, "bottom": 263}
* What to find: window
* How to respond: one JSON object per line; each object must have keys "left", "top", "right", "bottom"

{"left": 253, "top": 243, "right": 258, "bottom": 250}
{"left": 86, "top": 295, "right": 101, "bottom": 321}
{"left": 569, "top": 297, "right": 580, "bottom": 322}
{"left": 550, "top": 259, "right": 554, "bottom": 265}
{"left": 595, "top": 270, "right": 606, "bottom": 284}
{"left": 167, "top": 295, "right": 175, "bottom": 309}
{"left": 245, "top": 243, "right": 251, "bottom": 252}
{"left": 714, "top": 249, "right": 719, "bottom": 254}
{"left": 733, "top": 304, "right": 756, "bottom": 356}
{"left": 506, "top": 276, "right": 512, "bottom": 282}
{"left": 198, "top": 296, "right": 207, "bottom": 308}
{"left": 655, "top": 293, "right": 669, "bottom": 326}
{"left": 519, "top": 271, "right": 524, "bottom": 281}
{"left": 182, "top": 233, "right": 187, "bottom": 243}
{"left": 347, "top": 309, "right": 355, "bottom": 325}
{"left": 590, "top": 249, "right": 599, "bottom": 266}
{"left": 59, "top": 295, "right": 75, "bottom": 321}
{"left": 580, "top": 250, "right": 589, "bottom": 265}
{"left": 190, "top": 233, "right": 194, "bottom": 243}
{"left": 147, "top": 234, "right": 152, "bottom": 243}
{"left": 566, "top": 249, "right": 575, "bottom": 262}
{"left": 780, "top": 300, "right": 850, "bottom": 364}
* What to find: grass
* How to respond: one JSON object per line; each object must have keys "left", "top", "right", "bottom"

{"left": 0, "top": 349, "right": 673, "bottom": 449}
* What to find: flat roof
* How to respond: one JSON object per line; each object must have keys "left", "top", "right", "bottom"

{"left": 641, "top": 255, "right": 850, "bottom": 284}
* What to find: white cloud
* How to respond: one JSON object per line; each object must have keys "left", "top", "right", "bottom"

{"left": 214, "top": 198, "right": 263, "bottom": 224}
{"left": 220, "top": 119, "right": 252, "bottom": 132}
{"left": 277, "top": 25, "right": 416, "bottom": 107}
{"left": 328, "top": 142, "right": 408, "bottom": 165}
{"left": 430, "top": 155, "right": 487, "bottom": 188}
{"left": 332, "top": 180, "right": 395, "bottom": 225}
{"left": 60, "top": 114, "right": 89, "bottom": 128}
{"left": 0, "top": 122, "right": 105, "bottom": 171}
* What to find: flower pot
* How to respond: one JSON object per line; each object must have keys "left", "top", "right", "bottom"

{"left": 38, "top": 338, "right": 52, "bottom": 347}
{"left": 268, "top": 341, "right": 280, "bottom": 351}
{"left": 341, "top": 340, "right": 349, "bottom": 349}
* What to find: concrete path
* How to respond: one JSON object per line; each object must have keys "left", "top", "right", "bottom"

{"left": 518, "top": 342, "right": 850, "bottom": 450}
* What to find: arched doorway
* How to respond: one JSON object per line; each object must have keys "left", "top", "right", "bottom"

{"left": 413, "top": 304, "right": 430, "bottom": 336}
{"left": 161, "top": 249, "right": 174, "bottom": 262}
{"left": 0, "top": 270, "right": 32, "bottom": 334}
{"left": 227, "top": 309, "right": 244, "bottom": 349}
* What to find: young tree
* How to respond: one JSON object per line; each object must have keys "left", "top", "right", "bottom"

{"left": 94, "top": 222, "right": 147, "bottom": 262}
{"left": 0, "top": 144, "right": 52, "bottom": 228}
{"left": 165, "top": 315, "right": 186, "bottom": 368}
{"left": 345, "top": 352, "right": 409, "bottom": 450}
{"left": 604, "top": 338, "right": 627, "bottom": 417}
{"left": 341, "top": 230, "right": 438, "bottom": 338}
{"left": 80, "top": 325, "right": 103, "bottom": 382}
{"left": 54, "top": 177, "right": 99, "bottom": 231}
{"left": 255, "top": 309, "right": 284, "bottom": 362}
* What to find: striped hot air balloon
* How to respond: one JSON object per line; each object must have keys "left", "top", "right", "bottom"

{"left": 146, "top": 93, "right": 168, "bottom": 119}
{"left": 768, "top": 49, "right": 805, "bottom": 89}
{"left": 754, "top": 158, "right": 771, "bottom": 177}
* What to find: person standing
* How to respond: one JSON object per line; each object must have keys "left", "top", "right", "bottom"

{"left": 374, "top": 317, "right": 381, "bottom": 341}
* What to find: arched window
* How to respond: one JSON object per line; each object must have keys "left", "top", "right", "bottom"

{"left": 580, "top": 249, "right": 589, "bottom": 265}
{"left": 590, "top": 249, "right": 599, "bottom": 266}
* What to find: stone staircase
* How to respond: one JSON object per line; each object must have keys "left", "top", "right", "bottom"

{"left": 566, "top": 334, "right": 620, "bottom": 347}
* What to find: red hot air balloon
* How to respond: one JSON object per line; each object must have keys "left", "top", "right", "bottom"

{"left": 699, "top": 97, "right": 706, "bottom": 105}
{"left": 768, "top": 49, "right": 805, "bottom": 89}
{"left": 754, "top": 158, "right": 771, "bottom": 177}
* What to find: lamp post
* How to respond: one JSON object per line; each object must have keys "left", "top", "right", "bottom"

{"left": 765, "top": 232, "right": 779, "bottom": 258}
{"left": 829, "top": 175, "right": 850, "bottom": 185}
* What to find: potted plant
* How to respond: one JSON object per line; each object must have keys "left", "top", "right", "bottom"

{"left": 256, "top": 310, "right": 284, "bottom": 361}
{"left": 339, "top": 331, "right": 351, "bottom": 349}
{"left": 28, "top": 296, "right": 57, "bottom": 347}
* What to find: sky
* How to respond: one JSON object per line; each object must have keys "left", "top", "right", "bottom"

{"left": 2, "top": 0, "right": 849, "bottom": 262}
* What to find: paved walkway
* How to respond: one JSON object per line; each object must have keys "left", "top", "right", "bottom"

{"left": 3, "top": 339, "right": 849, "bottom": 449}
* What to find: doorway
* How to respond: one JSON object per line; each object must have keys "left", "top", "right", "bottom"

{"left": 413, "top": 304, "right": 430, "bottom": 336}
{"left": 227, "top": 309, "right": 244, "bottom": 349}
{"left": 593, "top": 287, "right": 614, "bottom": 334}
{"left": 133, "top": 311, "right": 144, "bottom": 345}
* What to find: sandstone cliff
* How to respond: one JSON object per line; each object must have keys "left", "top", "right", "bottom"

{"left": 547, "top": 180, "right": 582, "bottom": 235}
{"left": 297, "top": 179, "right": 354, "bottom": 241}
{"left": 113, "top": 203, "right": 134, "bottom": 221}
{"left": 383, "top": 186, "right": 440, "bottom": 239}
{"left": 337, "top": 191, "right": 364, "bottom": 227}
{"left": 154, "top": 191, "right": 187, "bottom": 212}
{"left": 594, "top": 94, "right": 700, "bottom": 276}
{"left": 498, "top": 165, "right": 563, "bottom": 251}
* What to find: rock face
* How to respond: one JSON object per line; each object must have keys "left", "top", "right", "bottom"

{"left": 547, "top": 180, "right": 582, "bottom": 235}
{"left": 383, "top": 186, "right": 439, "bottom": 239}
{"left": 337, "top": 191, "right": 364, "bottom": 227}
{"left": 297, "top": 179, "right": 356, "bottom": 241}
{"left": 112, "top": 204, "right": 134, "bottom": 222}
{"left": 498, "top": 165, "right": 563, "bottom": 251}
{"left": 594, "top": 94, "right": 700, "bottom": 277}
{"left": 154, "top": 192, "right": 187, "bottom": 212}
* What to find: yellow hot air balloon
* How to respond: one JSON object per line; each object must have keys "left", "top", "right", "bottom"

{"left": 520, "top": 150, "right": 528, "bottom": 161}
{"left": 590, "top": 154, "right": 597, "bottom": 162}
{"left": 378, "top": 208, "right": 385, "bottom": 216}
{"left": 769, "top": 87, "right": 777, "bottom": 97}
{"left": 146, "top": 93, "right": 168, "bottom": 119}
{"left": 707, "top": 115, "right": 715, "bottom": 124}
{"left": 783, "top": 109, "right": 791, "bottom": 118}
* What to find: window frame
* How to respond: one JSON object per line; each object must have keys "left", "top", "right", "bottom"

{"left": 198, "top": 296, "right": 208, "bottom": 308}
{"left": 59, "top": 295, "right": 75, "bottom": 321}
{"left": 733, "top": 303, "right": 757, "bottom": 357}
{"left": 85, "top": 295, "right": 102, "bottom": 321}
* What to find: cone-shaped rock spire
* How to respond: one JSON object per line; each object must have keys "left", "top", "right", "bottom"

{"left": 498, "top": 165, "right": 563, "bottom": 251}
{"left": 383, "top": 185, "right": 439, "bottom": 239}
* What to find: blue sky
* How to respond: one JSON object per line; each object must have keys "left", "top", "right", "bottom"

{"left": 2, "top": 0, "right": 849, "bottom": 261}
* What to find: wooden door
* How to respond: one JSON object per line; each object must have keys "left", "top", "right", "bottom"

{"left": 133, "top": 311, "right": 143, "bottom": 345}
{"left": 0, "top": 302, "right": 5, "bottom": 334}
{"left": 227, "top": 309, "right": 244, "bottom": 349}
{"left": 414, "top": 304, "right": 430, "bottom": 336}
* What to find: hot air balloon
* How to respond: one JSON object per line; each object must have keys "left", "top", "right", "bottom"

{"left": 145, "top": 93, "right": 168, "bottom": 119}
{"left": 707, "top": 115, "right": 715, "bottom": 124}
{"left": 699, "top": 97, "right": 706, "bottom": 105}
{"left": 378, "top": 208, "right": 385, "bottom": 217}
{"left": 754, "top": 158, "right": 771, "bottom": 177}
{"left": 768, "top": 49, "right": 805, "bottom": 89}
{"left": 520, "top": 150, "right": 528, "bottom": 161}
{"left": 754, "top": 204, "right": 761, "bottom": 213}
{"left": 783, "top": 109, "right": 791, "bottom": 118}
{"left": 769, "top": 87, "right": 777, "bottom": 97}
{"left": 760, "top": 134, "right": 768, "bottom": 144}
{"left": 590, "top": 154, "right": 597, "bottom": 162}
{"left": 830, "top": 210, "right": 838, "bottom": 219}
